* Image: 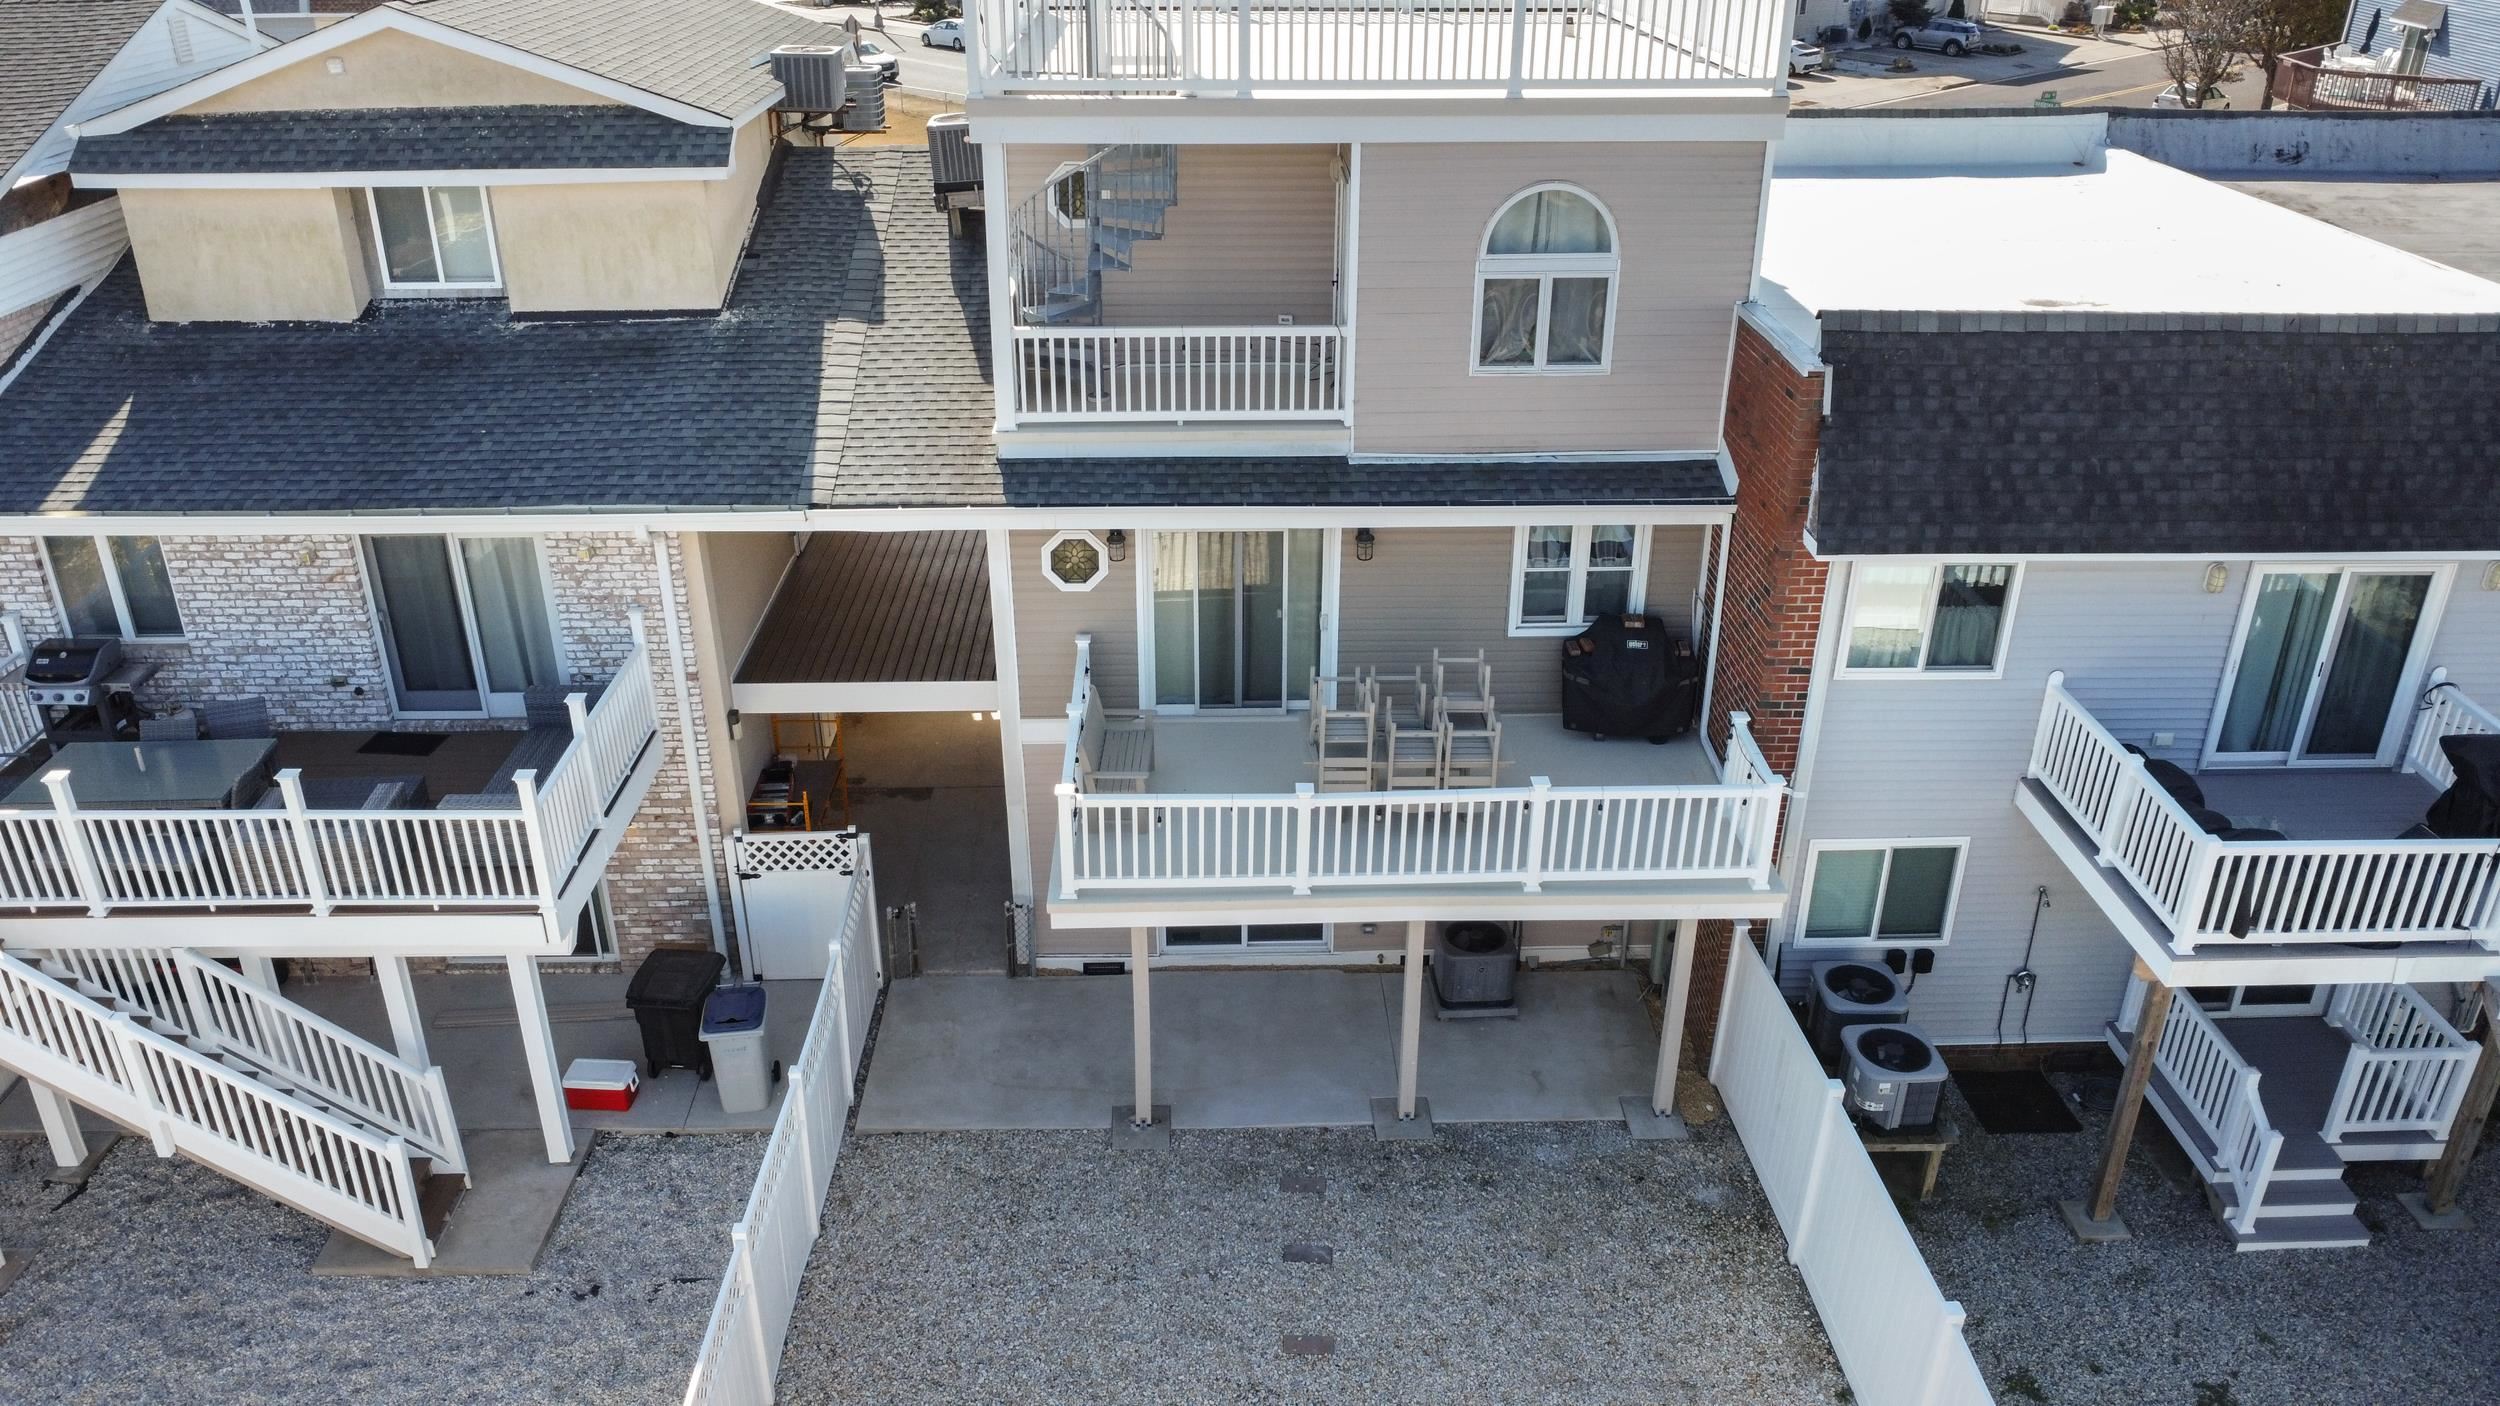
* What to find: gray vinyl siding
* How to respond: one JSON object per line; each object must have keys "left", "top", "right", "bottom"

{"left": 1001, "top": 144, "right": 1340, "bottom": 328}
{"left": 1783, "top": 556, "right": 2500, "bottom": 1045}
{"left": 1350, "top": 142, "right": 1764, "bottom": 456}
{"left": 1334, "top": 525, "right": 1707, "bottom": 715}
{"left": 1011, "top": 529, "right": 1140, "bottom": 718}
{"left": 2344, "top": 0, "right": 2500, "bottom": 105}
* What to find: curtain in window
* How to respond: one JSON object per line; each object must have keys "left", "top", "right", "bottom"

{"left": 44, "top": 538, "right": 118, "bottom": 636}
{"left": 1151, "top": 532, "right": 1195, "bottom": 707}
{"left": 1925, "top": 564, "right": 2012, "bottom": 669}
{"left": 1546, "top": 278, "right": 1609, "bottom": 366}
{"left": 1478, "top": 278, "right": 1539, "bottom": 366}
{"left": 372, "top": 187, "right": 438, "bottom": 283}
{"left": 1845, "top": 563, "right": 1932, "bottom": 669}
{"left": 1583, "top": 525, "right": 1637, "bottom": 617}
{"left": 2218, "top": 572, "right": 2334, "bottom": 753}
{"left": 109, "top": 537, "right": 183, "bottom": 637}
{"left": 428, "top": 188, "right": 496, "bottom": 283}
{"left": 458, "top": 537, "right": 558, "bottom": 695}
{"left": 371, "top": 538, "right": 479, "bottom": 709}
{"left": 2305, "top": 572, "right": 2430, "bottom": 757}
{"left": 1486, "top": 190, "right": 1610, "bottom": 255}
{"left": 1520, "top": 526, "right": 1573, "bottom": 621}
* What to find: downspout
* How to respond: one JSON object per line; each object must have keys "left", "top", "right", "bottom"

{"left": 647, "top": 528, "right": 729, "bottom": 962}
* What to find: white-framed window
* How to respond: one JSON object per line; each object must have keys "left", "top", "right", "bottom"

{"left": 1798, "top": 840, "right": 1967, "bottom": 947}
{"left": 1046, "top": 161, "right": 1087, "bottom": 228}
{"left": 42, "top": 534, "right": 184, "bottom": 641}
{"left": 1472, "top": 183, "right": 1618, "bottom": 374}
{"left": 1839, "top": 562, "right": 2021, "bottom": 676}
{"left": 366, "top": 186, "right": 501, "bottom": 294}
{"left": 363, "top": 535, "right": 563, "bottom": 719}
{"left": 1508, "top": 523, "right": 1647, "bottom": 635}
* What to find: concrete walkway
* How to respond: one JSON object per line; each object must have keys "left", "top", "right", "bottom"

{"left": 857, "top": 968, "right": 1657, "bottom": 1132}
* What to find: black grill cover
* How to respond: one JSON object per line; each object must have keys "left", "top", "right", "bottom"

{"left": 2425, "top": 734, "right": 2500, "bottom": 840}
{"left": 1559, "top": 615, "right": 1698, "bottom": 740}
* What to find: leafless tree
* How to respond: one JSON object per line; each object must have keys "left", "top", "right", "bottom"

{"left": 2239, "top": 0, "right": 2346, "bottom": 106}
{"left": 2155, "top": 0, "right": 2250, "bottom": 107}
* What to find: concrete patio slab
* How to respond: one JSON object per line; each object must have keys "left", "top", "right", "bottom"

{"left": 311, "top": 1129, "right": 591, "bottom": 1277}
{"left": 1370, "top": 1095, "right": 1434, "bottom": 1141}
{"left": 1409, "top": 968, "right": 1656, "bottom": 1123}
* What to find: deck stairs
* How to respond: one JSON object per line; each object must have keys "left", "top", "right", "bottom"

{"left": 0, "top": 946, "right": 464, "bottom": 1265}
{"left": 1012, "top": 144, "right": 1180, "bottom": 326}
{"left": 2109, "top": 987, "right": 2475, "bottom": 1252}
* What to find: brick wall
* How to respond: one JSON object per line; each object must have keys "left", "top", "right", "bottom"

{"left": 1689, "top": 316, "right": 1831, "bottom": 1055}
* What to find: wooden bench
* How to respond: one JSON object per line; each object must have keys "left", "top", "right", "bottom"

{"left": 1078, "top": 684, "right": 1153, "bottom": 793}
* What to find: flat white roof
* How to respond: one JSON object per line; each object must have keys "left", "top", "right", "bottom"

{"left": 1760, "top": 142, "right": 2500, "bottom": 338}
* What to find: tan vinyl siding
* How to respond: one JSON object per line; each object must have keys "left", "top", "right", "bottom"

{"left": 185, "top": 29, "right": 620, "bottom": 113}
{"left": 1012, "top": 529, "right": 1140, "bottom": 718}
{"left": 1002, "top": 144, "right": 1339, "bottom": 328}
{"left": 1351, "top": 143, "right": 1764, "bottom": 455}
{"left": 1334, "top": 525, "right": 1708, "bottom": 715}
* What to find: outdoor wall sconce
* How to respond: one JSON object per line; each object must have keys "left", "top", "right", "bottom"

{"left": 1105, "top": 529, "right": 1128, "bottom": 563}
{"left": 2485, "top": 562, "right": 2500, "bottom": 592}
{"left": 2202, "top": 562, "right": 2228, "bottom": 594}
{"left": 1355, "top": 528, "right": 1377, "bottom": 562}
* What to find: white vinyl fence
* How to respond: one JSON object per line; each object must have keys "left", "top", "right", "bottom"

{"left": 684, "top": 839, "right": 882, "bottom": 1406}
{"left": 1710, "top": 935, "right": 1993, "bottom": 1406}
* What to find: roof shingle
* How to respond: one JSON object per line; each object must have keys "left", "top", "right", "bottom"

{"left": 394, "top": 0, "right": 831, "bottom": 119}
{"left": 0, "top": 0, "right": 164, "bottom": 186}
{"left": 70, "top": 106, "right": 733, "bottom": 174}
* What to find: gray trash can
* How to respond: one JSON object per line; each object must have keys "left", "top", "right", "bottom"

{"left": 700, "top": 985, "right": 774, "bottom": 1114}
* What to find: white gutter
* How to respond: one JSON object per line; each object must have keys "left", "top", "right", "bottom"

{"left": 647, "top": 528, "right": 728, "bottom": 959}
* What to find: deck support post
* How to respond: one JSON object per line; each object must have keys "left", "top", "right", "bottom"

{"left": 506, "top": 955, "right": 574, "bottom": 1164}
{"left": 1129, "top": 926, "right": 1153, "bottom": 1124}
{"left": 374, "top": 955, "right": 430, "bottom": 1068}
{"left": 237, "top": 955, "right": 279, "bottom": 992}
{"left": 28, "top": 1082, "right": 87, "bottom": 1168}
{"left": 1397, "top": 920, "right": 1427, "bottom": 1118}
{"left": 2413, "top": 990, "right": 2500, "bottom": 1227}
{"left": 1650, "top": 918, "right": 1699, "bottom": 1119}
{"left": 2066, "top": 957, "right": 2170, "bottom": 1241}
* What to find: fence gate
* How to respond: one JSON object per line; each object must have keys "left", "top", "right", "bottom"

{"left": 727, "top": 829, "right": 862, "bottom": 980}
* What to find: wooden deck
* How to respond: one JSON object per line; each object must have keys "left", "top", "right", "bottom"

{"left": 0, "top": 729, "right": 523, "bottom": 809}
{"left": 737, "top": 532, "right": 995, "bottom": 686}
{"left": 2192, "top": 766, "right": 2444, "bottom": 842}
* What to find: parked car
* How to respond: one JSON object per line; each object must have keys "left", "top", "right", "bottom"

{"left": 853, "top": 37, "right": 902, "bottom": 83}
{"left": 1789, "top": 39, "right": 1829, "bottom": 74}
{"left": 921, "top": 18, "right": 966, "bottom": 50}
{"left": 1892, "top": 17, "right": 1982, "bottom": 54}
{"left": 2153, "top": 82, "right": 2230, "bottom": 108}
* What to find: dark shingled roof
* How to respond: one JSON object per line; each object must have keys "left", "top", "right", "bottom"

{"left": 1813, "top": 313, "right": 2500, "bottom": 557}
{"left": 70, "top": 106, "right": 732, "bottom": 175}
{"left": 393, "top": 0, "right": 829, "bottom": 119}
{"left": 0, "top": 0, "right": 165, "bottom": 186}
{"left": 0, "top": 146, "right": 1729, "bottom": 516}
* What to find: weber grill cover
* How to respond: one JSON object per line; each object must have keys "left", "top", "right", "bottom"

{"left": 2426, "top": 734, "right": 2500, "bottom": 839}
{"left": 1560, "top": 615, "right": 1698, "bottom": 740}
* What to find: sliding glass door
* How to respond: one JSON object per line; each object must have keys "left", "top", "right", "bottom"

{"left": 367, "top": 536, "right": 562, "bottom": 717}
{"left": 1150, "top": 531, "right": 1324, "bottom": 710}
{"left": 2211, "top": 567, "right": 2438, "bottom": 765}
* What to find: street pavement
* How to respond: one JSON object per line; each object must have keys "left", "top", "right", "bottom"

{"left": 1793, "top": 23, "right": 2266, "bottom": 109}
{"left": 764, "top": 0, "right": 972, "bottom": 98}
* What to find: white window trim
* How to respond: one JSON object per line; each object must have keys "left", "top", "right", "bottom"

{"left": 1039, "top": 529, "right": 1108, "bottom": 592}
{"left": 1469, "top": 182, "right": 1620, "bottom": 377}
{"left": 40, "top": 533, "right": 186, "bottom": 643}
{"left": 1833, "top": 560, "right": 2024, "bottom": 680}
{"left": 1506, "top": 523, "right": 1650, "bottom": 637}
{"left": 365, "top": 185, "right": 504, "bottom": 296}
{"left": 1044, "top": 161, "right": 1088, "bottom": 231}
{"left": 1793, "top": 838, "right": 1969, "bottom": 949}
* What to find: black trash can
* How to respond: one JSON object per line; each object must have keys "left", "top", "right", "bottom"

{"left": 625, "top": 948, "right": 726, "bottom": 1079}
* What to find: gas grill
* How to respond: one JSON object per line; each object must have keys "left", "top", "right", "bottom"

{"left": 26, "top": 637, "right": 151, "bottom": 741}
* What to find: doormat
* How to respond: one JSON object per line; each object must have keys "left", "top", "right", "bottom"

{"left": 1953, "top": 1071, "right": 2083, "bottom": 1135}
{"left": 357, "top": 732, "right": 448, "bottom": 757}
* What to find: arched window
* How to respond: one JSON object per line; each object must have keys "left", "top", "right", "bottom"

{"left": 1472, "top": 184, "right": 1618, "bottom": 373}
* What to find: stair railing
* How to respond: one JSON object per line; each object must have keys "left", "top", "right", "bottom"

{"left": 2322, "top": 982, "right": 2478, "bottom": 1143}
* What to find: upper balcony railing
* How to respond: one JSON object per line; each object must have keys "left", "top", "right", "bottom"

{"left": 2271, "top": 45, "right": 2486, "bottom": 112}
{"left": 969, "top": 0, "right": 1790, "bottom": 97}
{"left": 2025, "top": 672, "right": 2500, "bottom": 953}
{"left": 0, "top": 615, "right": 660, "bottom": 947}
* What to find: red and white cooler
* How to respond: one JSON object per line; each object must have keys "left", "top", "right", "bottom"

{"left": 562, "top": 1057, "right": 640, "bottom": 1112}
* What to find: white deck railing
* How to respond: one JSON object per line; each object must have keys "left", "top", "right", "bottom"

{"left": 29, "top": 945, "right": 465, "bottom": 1173}
{"left": 971, "top": 0, "right": 1789, "bottom": 94}
{"left": 1710, "top": 933, "right": 1992, "bottom": 1406}
{"left": 2027, "top": 673, "right": 2500, "bottom": 951}
{"left": 0, "top": 949, "right": 435, "bottom": 1265}
{"left": 2143, "top": 995, "right": 2282, "bottom": 1233}
{"left": 1051, "top": 653, "right": 1784, "bottom": 897}
{"left": 0, "top": 617, "right": 657, "bottom": 934}
{"left": 1012, "top": 326, "right": 1349, "bottom": 422}
{"left": 2403, "top": 669, "right": 2500, "bottom": 792}
{"left": 2322, "top": 983, "right": 2478, "bottom": 1143}
{"left": 684, "top": 841, "right": 881, "bottom": 1406}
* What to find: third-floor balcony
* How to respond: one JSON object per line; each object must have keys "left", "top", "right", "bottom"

{"left": 969, "top": 0, "right": 1790, "bottom": 98}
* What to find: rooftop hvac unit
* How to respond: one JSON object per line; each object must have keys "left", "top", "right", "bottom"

{"left": 1841, "top": 1022, "right": 1948, "bottom": 1132}
{"left": 835, "top": 72, "right": 885, "bottom": 130}
{"left": 928, "top": 112, "right": 980, "bottom": 194}
{"left": 771, "top": 44, "right": 850, "bottom": 111}
{"left": 1808, "top": 960, "right": 1908, "bottom": 1062}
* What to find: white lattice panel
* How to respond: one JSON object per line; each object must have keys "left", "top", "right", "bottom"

{"left": 733, "top": 829, "right": 858, "bottom": 876}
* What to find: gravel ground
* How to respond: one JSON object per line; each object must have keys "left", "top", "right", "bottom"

{"left": 1904, "top": 1074, "right": 2500, "bottom": 1405}
{"left": 0, "top": 1130, "right": 763, "bottom": 1404}
{"left": 779, "top": 1120, "right": 1848, "bottom": 1405}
